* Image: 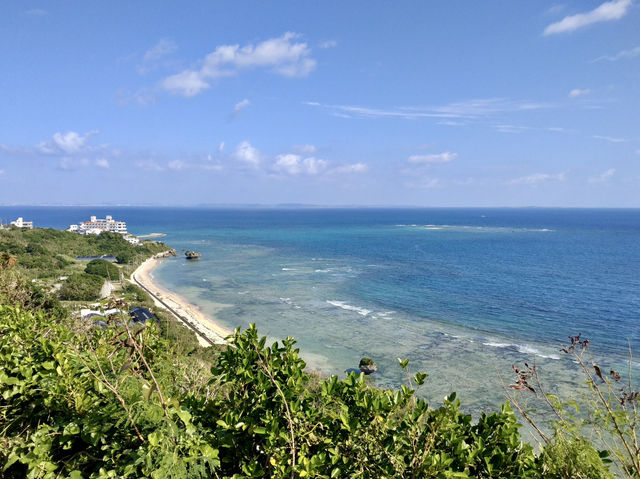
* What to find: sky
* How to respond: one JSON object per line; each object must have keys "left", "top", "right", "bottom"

{"left": 1, "top": 1, "right": 639, "bottom": 207}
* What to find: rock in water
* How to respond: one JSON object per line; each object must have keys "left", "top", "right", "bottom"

{"left": 359, "top": 357, "right": 377, "bottom": 375}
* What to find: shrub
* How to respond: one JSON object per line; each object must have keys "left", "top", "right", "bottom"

{"left": 58, "top": 272, "right": 104, "bottom": 301}
{"left": 85, "top": 258, "right": 120, "bottom": 280}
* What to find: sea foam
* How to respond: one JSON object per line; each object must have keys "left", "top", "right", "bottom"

{"left": 326, "top": 300, "right": 372, "bottom": 317}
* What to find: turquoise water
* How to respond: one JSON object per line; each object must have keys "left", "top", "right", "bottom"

{"left": 3, "top": 207, "right": 639, "bottom": 412}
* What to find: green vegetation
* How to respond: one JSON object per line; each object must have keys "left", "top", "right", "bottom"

{"left": 85, "top": 258, "right": 121, "bottom": 280}
{"left": 1, "top": 228, "right": 637, "bottom": 478}
{"left": 0, "top": 227, "right": 170, "bottom": 304}
{"left": 0, "top": 227, "right": 168, "bottom": 279}
{"left": 58, "top": 271, "right": 105, "bottom": 301}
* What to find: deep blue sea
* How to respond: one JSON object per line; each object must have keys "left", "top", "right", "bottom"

{"left": 2, "top": 206, "right": 639, "bottom": 411}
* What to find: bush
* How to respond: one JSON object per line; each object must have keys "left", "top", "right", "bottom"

{"left": 85, "top": 258, "right": 120, "bottom": 280}
{"left": 58, "top": 272, "right": 105, "bottom": 301}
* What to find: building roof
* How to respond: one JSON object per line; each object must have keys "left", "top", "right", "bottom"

{"left": 129, "top": 307, "right": 155, "bottom": 323}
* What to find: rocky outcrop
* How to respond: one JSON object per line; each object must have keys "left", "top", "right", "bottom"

{"left": 359, "top": 357, "right": 377, "bottom": 375}
{"left": 155, "top": 249, "right": 177, "bottom": 258}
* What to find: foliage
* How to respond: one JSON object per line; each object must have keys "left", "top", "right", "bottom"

{"left": 2, "top": 261, "right": 632, "bottom": 477}
{"left": 58, "top": 272, "right": 105, "bottom": 301}
{"left": 506, "top": 335, "right": 639, "bottom": 478}
{"left": 85, "top": 258, "right": 120, "bottom": 280}
{"left": 359, "top": 356, "right": 375, "bottom": 367}
{"left": 0, "top": 295, "right": 552, "bottom": 478}
{"left": 0, "top": 270, "right": 66, "bottom": 318}
{"left": 0, "top": 227, "right": 168, "bottom": 278}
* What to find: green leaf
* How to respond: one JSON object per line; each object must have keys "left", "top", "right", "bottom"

{"left": 397, "top": 358, "right": 409, "bottom": 370}
{"left": 148, "top": 432, "right": 159, "bottom": 446}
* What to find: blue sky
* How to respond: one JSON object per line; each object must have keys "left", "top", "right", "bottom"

{"left": 1, "top": 1, "right": 638, "bottom": 206}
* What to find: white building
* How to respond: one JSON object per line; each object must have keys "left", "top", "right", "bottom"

{"left": 69, "top": 215, "right": 128, "bottom": 235}
{"left": 10, "top": 217, "right": 34, "bottom": 229}
{"left": 123, "top": 234, "right": 141, "bottom": 245}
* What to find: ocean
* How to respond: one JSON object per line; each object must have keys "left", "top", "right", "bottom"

{"left": 2, "top": 206, "right": 639, "bottom": 412}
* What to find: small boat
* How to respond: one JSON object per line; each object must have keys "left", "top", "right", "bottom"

{"left": 185, "top": 251, "right": 201, "bottom": 260}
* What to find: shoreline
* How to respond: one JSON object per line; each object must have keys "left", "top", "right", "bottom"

{"left": 131, "top": 254, "right": 232, "bottom": 346}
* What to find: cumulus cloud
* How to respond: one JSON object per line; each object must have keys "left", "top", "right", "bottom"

{"left": 592, "top": 45, "right": 640, "bottom": 62}
{"left": 508, "top": 172, "right": 566, "bottom": 185}
{"left": 273, "top": 154, "right": 328, "bottom": 175}
{"left": 589, "top": 168, "right": 616, "bottom": 183}
{"left": 234, "top": 141, "right": 261, "bottom": 167}
{"left": 408, "top": 152, "right": 458, "bottom": 164}
{"left": 543, "top": 0, "right": 632, "bottom": 35}
{"left": 569, "top": 88, "right": 591, "bottom": 98}
{"left": 95, "top": 159, "right": 110, "bottom": 169}
{"left": 38, "top": 130, "right": 99, "bottom": 155}
{"left": 162, "top": 33, "right": 316, "bottom": 97}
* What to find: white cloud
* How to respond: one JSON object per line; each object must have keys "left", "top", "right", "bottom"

{"left": 319, "top": 40, "right": 338, "bottom": 49}
{"left": 408, "top": 152, "right": 458, "bottom": 164}
{"left": 493, "top": 124, "right": 531, "bottom": 133}
{"left": 592, "top": 45, "right": 640, "bottom": 62}
{"left": 163, "top": 70, "right": 211, "bottom": 97}
{"left": 162, "top": 33, "right": 316, "bottom": 97}
{"left": 543, "top": 0, "right": 632, "bottom": 35}
{"left": 234, "top": 141, "right": 261, "bottom": 167}
{"left": 331, "top": 163, "right": 368, "bottom": 174}
{"left": 291, "top": 144, "right": 318, "bottom": 154}
{"left": 143, "top": 39, "right": 177, "bottom": 63}
{"left": 95, "top": 159, "right": 110, "bottom": 169}
{"left": 273, "top": 154, "right": 328, "bottom": 175}
{"left": 306, "top": 98, "right": 553, "bottom": 121}
{"left": 57, "top": 157, "right": 90, "bottom": 171}
{"left": 589, "top": 168, "right": 616, "bottom": 183}
{"left": 233, "top": 98, "right": 251, "bottom": 113}
{"left": 594, "top": 135, "right": 627, "bottom": 143}
{"left": 569, "top": 88, "right": 591, "bottom": 98}
{"left": 218, "top": 142, "right": 225, "bottom": 153}
{"left": 137, "top": 39, "right": 178, "bottom": 74}
{"left": 508, "top": 172, "right": 566, "bottom": 185}
{"left": 135, "top": 160, "right": 165, "bottom": 171}
{"left": 38, "top": 131, "right": 99, "bottom": 155}
{"left": 168, "top": 160, "right": 186, "bottom": 171}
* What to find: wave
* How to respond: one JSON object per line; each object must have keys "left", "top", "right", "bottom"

{"left": 397, "top": 224, "right": 554, "bottom": 233}
{"left": 279, "top": 297, "right": 302, "bottom": 309}
{"left": 483, "top": 341, "right": 560, "bottom": 360}
{"left": 326, "top": 300, "right": 372, "bottom": 317}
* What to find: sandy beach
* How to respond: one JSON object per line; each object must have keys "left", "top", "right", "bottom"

{"left": 131, "top": 254, "right": 232, "bottom": 346}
